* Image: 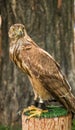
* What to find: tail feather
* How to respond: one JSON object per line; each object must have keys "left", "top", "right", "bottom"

{"left": 60, "top": 92, "right": 75, "bottom": 113}
{"left": 66, "top": 93, "right": 75, "bottom": 113}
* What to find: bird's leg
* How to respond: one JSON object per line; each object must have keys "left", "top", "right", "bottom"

{"left": 37, "top": 98, "right": 47, "bottom": 110}
{"left": 30, "top": 90, "right": 38, "bottom": 107}
{"left": 31, "top": 99, "right": 39, "bottom": 107}
{"left": 22, "top": 105, "right": 48, "bottom": 120}
{"left": 32, "top": 93, "right": 47, "bottom": 109}
{"left": 22, "top": 98, "right": 48, "bottom": 120}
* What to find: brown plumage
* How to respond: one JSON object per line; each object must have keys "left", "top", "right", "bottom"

{"left": 8, "top": 23, "right": 75, "bottom": 113}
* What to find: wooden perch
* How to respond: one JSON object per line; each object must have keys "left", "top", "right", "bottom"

{"left": 22, "top": 106, "right": 72, "bottom": 130}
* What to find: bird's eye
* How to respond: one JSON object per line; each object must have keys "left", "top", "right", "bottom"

{"left": 22, "top": 26, "right": 24, "bottom": 31}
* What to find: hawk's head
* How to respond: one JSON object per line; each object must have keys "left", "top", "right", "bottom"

{"left": 8, "top": 24, "right": 26, "bottom": 39}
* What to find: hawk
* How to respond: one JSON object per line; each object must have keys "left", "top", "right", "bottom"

{"left": 8, "top": 23, "right": 75, "bottom": 115}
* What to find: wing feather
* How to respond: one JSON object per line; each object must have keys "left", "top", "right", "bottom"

{"left": 25, "top": 45, "right": 73, "bottom": 109}
{"left": 19, "top": 38, "right": 75, "bottom": 111}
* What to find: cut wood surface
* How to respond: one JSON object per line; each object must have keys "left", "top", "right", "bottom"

{"left": 22, "top": 113, "right": 72, "bottom": 130}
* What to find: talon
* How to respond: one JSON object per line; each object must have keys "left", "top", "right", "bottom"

{"left": 22, "top": 105, "right": 38, "bottom": 114}
{"left": 22, "top": 105, "right": 48, "bottom": 120}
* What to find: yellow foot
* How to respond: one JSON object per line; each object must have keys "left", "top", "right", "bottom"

{"left": 22, "top": 105, "right": 48, "bottom": 120}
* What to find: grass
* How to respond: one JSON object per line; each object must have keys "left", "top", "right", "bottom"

{"left": 25, "top": 105, "right": 68, "bottom": 118}
{"left": 0, "top": 126, "right": 21, "bottom": 130}
{"left": 72, "top": 119, "right": 75, "bottom": 130}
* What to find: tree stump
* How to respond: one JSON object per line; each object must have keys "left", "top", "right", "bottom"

{"left": 22, "top": 106, "right": 72, "bottom": 130}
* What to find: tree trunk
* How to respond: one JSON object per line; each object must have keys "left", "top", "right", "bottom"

{"left": 0, "top": 0, "right": 74, "bottom": 125}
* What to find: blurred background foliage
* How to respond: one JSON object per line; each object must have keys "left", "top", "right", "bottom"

{"left": 0, "top": 0, "right": 75, "bottom": 129}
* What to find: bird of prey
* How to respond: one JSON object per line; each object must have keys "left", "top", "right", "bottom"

{"left": 8, "top": 23, "right": 75, "bottom": 116}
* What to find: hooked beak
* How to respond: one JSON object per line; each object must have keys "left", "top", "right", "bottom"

{"left": 17, "top": 28, "right": 23, "bottom": 36}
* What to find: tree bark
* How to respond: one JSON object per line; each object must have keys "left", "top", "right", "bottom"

{"left": 22, "top": 113, "right": 72, "bottom": 130}
{"left": 0, "top": 0, "right": 74, "bottom": 125}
